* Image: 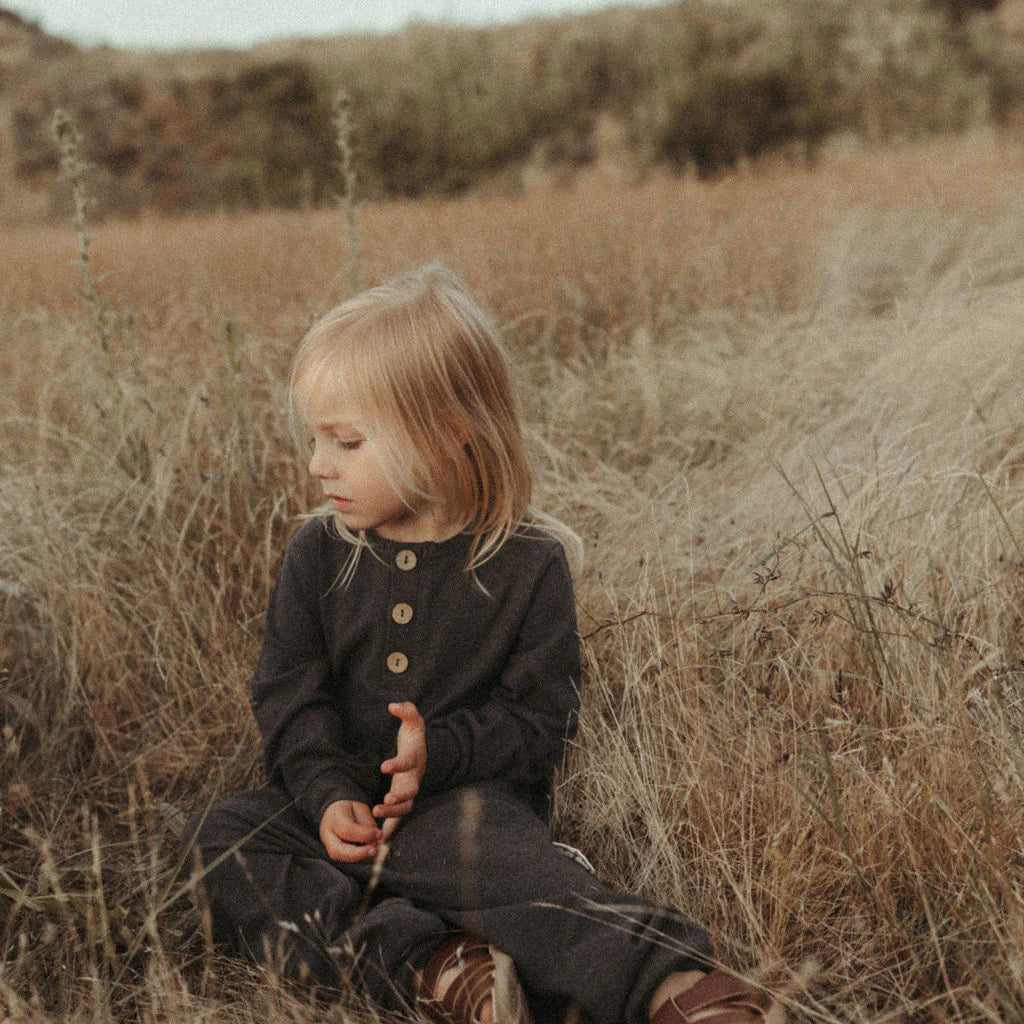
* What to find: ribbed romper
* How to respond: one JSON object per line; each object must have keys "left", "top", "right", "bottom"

{"left": 183, "top": 520, "right": 713, "bottom": 1024}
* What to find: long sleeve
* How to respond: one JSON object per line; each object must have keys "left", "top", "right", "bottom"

{"left": 250, "top": 526, "right": 382, "bottom": 827}
{"left": 418, "top": 548, "right": 581, "bottom": 798}
{"left": 249, "top": 521, "right": 582, "bottom": 829}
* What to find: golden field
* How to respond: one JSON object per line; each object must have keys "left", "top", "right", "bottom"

{"left": 2, "top": 133, "right": 1024, "bottom": 1021}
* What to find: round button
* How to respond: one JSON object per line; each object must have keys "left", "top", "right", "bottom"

{"left": 392, "top": 603, "right": 413, "bottom": 625}
{"left": 396, "top": 550, "right": 417, "bottom": 571}
{"left": 387, "top": 652, "right": 409, "bottom": 674}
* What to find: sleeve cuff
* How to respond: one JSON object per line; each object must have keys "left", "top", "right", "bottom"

{"left": 420, "top": 723, "right": 460, "bottom": 795}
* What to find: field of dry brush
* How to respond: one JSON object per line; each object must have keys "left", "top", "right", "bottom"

{"left": 3, "top": 133, "right": 1024, "bottom": 1022}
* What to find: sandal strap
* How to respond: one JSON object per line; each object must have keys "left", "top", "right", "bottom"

{"left": 652, "top": 970, "right": 772, "bottom": 1024}
{"left": 418, "top": 936, "right": 495, "bottom": 1024}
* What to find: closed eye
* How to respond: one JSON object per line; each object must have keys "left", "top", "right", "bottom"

{"left": 308, "top": 434, "right": 359, "bottom": 453}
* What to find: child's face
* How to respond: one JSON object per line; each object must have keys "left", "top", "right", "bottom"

{"left": 307, "top": 416, "right": 444, "bottom": 544}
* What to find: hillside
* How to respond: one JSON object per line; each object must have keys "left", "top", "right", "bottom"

{"left": 3, "top": 0, "right": 1024, "bottom": 221}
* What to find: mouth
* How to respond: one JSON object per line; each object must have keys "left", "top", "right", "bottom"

{"left": 326, "top": 495, "right": 352, "bottom": 509}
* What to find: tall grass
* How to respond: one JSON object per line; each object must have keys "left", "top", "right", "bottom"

{"left": 2, "top": 133, "right": 1024, "bottom": 1020}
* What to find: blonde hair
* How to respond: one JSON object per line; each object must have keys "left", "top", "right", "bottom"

{"left": 288, "top": 261, "right": 582, "bottom": 576}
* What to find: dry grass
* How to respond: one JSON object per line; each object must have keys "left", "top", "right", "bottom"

{"left": 3, "top": 132, "right": 1024, "bottom": 1021}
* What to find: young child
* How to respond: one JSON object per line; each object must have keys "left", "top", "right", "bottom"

{"left": 183, "top": 263, "right": 772, "bottom": 1024}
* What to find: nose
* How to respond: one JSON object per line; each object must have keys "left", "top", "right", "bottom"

{"left": 308, "top": 443, "right": 335, "bottom": 480}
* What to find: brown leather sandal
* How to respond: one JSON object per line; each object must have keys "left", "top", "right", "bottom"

{"left": 416, "top": 934, "right": 533, "bottom": 1024}
{"left": 651, "top": 970, "right": 772, "bottom": 1024}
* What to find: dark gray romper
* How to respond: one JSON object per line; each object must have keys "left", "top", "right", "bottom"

{"left": 183, "top": 521, "right": 713, "bottom": 1024}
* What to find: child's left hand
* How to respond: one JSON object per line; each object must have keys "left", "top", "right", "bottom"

{"left": 375, "top": 701, "right": 427, "bottom": 841}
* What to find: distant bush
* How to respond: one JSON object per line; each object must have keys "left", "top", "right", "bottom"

{"left": 619, "top": 3, "right": 847, "bottom": 175}
{"left": 929, "top": 0, "right": 1001, "bottom": 22}
{"left": 333, "top": 25, "right": 601, "bottom": 197}
{"left": 19, "top": 58, "right": 338, "bottom": 215}
{"left": 194, "top": 61, "right": 337, "bottom": 207}
{"left": 8, "top": 0, "right": 1024, "bottom": 215}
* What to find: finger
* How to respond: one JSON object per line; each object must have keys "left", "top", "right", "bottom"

{"left": 332, "top": 815, "right": 381, "bottom": 846}
{"left": 322, "top": 824, "right": 377, "bottom": 862}
{"left": 384, "top": 774, "right": 419, "bottom": 803}
{"left": 381, "top": 754, "right": 417, "bottom": 774}
{"left": 389, "top": 701, "right": 423, "bottom": 725}
{"left": 350, "top": 802, "right": 379, "bottom": 830}
{"left": 373, "top": 798, "right": 414, "bottom": 819}
{"left": 325, "top": 838, "right": 377, "bottom": 863}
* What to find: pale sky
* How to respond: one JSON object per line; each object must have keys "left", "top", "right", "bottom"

{"left": 12, "top": 0, "right": 651, "bottom": 49}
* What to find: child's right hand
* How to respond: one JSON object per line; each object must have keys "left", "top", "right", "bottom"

{"left": 318, "top": 800, "right": 383, "bottom": 862}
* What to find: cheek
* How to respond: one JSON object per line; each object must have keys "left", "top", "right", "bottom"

{"left": 357, "top": 448, "right": 395, "bottom": 492}
{"left": 369, "top": 465, "right": 402, "bottom": 501}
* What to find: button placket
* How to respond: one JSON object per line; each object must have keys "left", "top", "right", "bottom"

{"left": 386, "top": 546, "right": 418, "bottom": 683}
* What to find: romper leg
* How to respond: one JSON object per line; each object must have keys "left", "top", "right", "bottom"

{"left": 182, "top": 789, "right": 449, "bottom": 1010}
{"left": 374, "top": 785, "right": 715, "bottom": 1024}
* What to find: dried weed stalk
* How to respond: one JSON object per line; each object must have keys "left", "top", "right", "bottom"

{"left": 52, "top": 108, "right": 114, "bottom": 381}
{"left": 333, "top": 90, "right": 363, "bottom": 295}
